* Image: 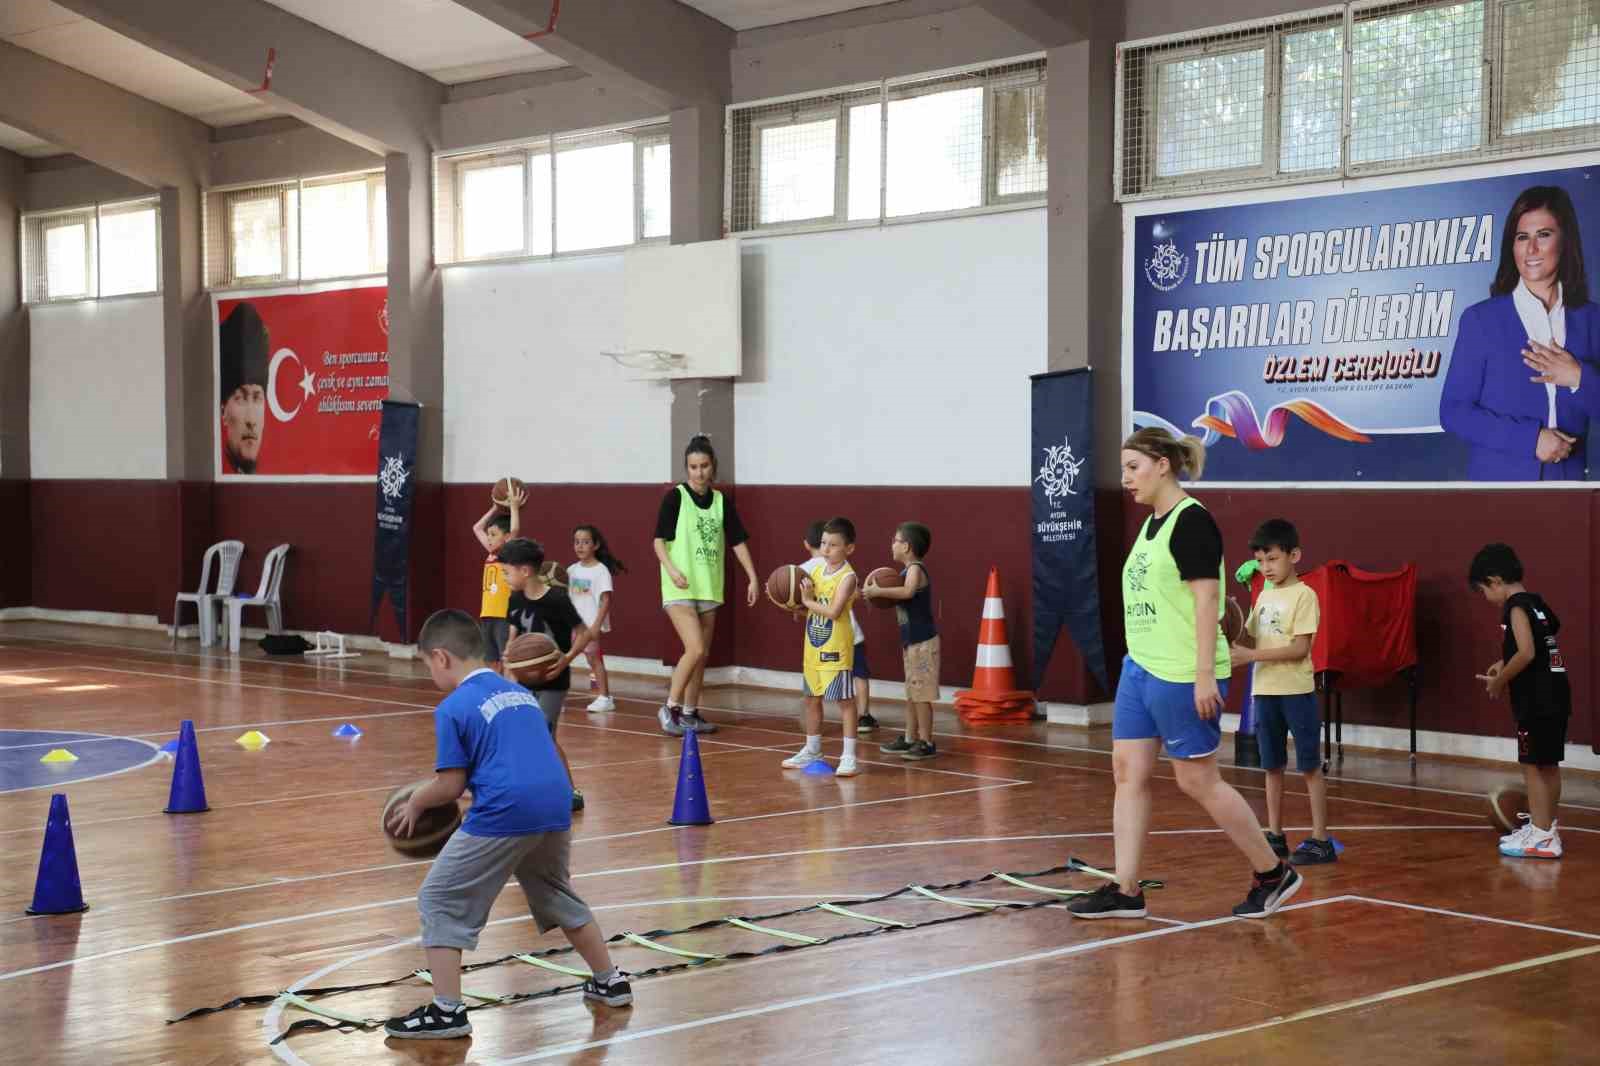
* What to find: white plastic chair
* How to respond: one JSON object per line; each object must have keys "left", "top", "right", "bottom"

{"left": 226, "top": 543, "right": 292, "bottom": 653}
{"left": 172, "top": 540, "right": 245, "bottom": 647}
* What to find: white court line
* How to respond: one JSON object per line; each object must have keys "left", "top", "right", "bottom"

{"left": 1074, "top": 943, "right": 1600, "bottom": 1065}
{"left": 0, "top": 730, "right": 166, "bottom": 795}
{"left": 1347, "top": 894, "right": 1600, "bottom": 941}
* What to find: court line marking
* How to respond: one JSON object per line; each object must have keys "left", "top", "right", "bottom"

{"left": 1073, "top": 943, "right": 1600, "bottom": 1064}
{"left": 1346, "top": 894, "right": 1600, "bottom": 941}
{"left": 0, "top": 728, "right": 165, "bottom": 795}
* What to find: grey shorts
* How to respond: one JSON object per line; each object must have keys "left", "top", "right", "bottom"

{"left": 417, "top": 828, "right": 593, "bottom": 950}
{"left": 480, "top": 618, "right": 510, "bottom": 662}
{"left": 663, "top": 599, "right": 720, "bottom": 615}
{"left": 530, "top": 688, "right": 566, "bottom": 730}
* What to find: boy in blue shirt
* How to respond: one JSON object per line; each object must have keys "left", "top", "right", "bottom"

{"left": 384, "top": 609, "right": 631, "bottom": 1040}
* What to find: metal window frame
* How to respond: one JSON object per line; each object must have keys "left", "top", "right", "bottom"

{"left": 223, "top": 184, "right": 296, "bottom": 287}
{"left": 22, "top": 195, "right": 164, "bottom": 305}
{"left": 38, "top": 211, "right": 96, "bottom": 302}
{"left": 748, "top": 103, "right": 846, "bottom": 229}
{"left": 204, "top": 168, "right": 387, "bottom": 292}
{"left": 452, "top": 152, "right": 532, "bottom": 263}
{"left": 1144, "top": 37, "right": 1278, "bottom": 189}
{"left": 94, "top": 197, "right": 164, "bottom": 300}
{"left": 1488, "top": 0, "right": 1600, "bottom": 146}
{"left": 635, "top": 127, "right": 672, "bottom": 242}
{"left": 553, "top": 129, "right": 641, "bottom": 255}
{"left": 986, "top": 72, "right": 1049, "bottom": 205}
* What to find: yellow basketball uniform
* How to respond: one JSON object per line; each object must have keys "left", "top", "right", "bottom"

{"left": 803, "top": 562, "right": 856, "bottom": 697}
{"left": 481, "top": 555, "right": 510, "bottom": 618}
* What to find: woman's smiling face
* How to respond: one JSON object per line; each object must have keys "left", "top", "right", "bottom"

{"left": 1514, "top": 207, "right": 1563, "bottom": 292}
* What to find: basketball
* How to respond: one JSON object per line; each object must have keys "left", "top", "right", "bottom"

{"left": 864, "top": 566, "right": 902, "bottom": 608}
{"left": 491, "top": 476, "right": 526, "bottom": 508}
{"left": 1223, "top": 596, "right": 1248, "bottom": 645}
{"left": 766, "top": 564, "right": 803, "bottom": 610}
{"left": 540, "top": 560, "right": 568, "bottom": 589}
{"left": 1488, "top": 785, "right": 1529, "bottom": 833}
{"left": 381, "top": 781, "right": 463, "bottom": 858}
{"left": 505, "top": 632, "right": 561, "bottom": 685}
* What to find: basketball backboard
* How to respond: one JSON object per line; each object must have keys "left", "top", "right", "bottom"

{"left": 620, "top": 238, "right": 742, "bottom": 379}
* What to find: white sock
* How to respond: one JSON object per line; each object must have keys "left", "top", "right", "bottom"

{"left": 842, "top": 738, "right": 857, "bottom": 760}
{"left": 682, "top": 704, "right": 696, "bottom": 716}
{"left": 594, "top": 967, "right": 619, "bottom": 984}
{"left": 803, "top": 735, "right": 821, "bottom": 754}
{"left": 433, "top": 995, "right": 463, "bottom": 1012}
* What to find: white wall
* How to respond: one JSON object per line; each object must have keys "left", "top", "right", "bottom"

{"left": 737, "top": 209, "right": 1047, "bottom": 486}
{"left": 29, "top": 297, "right": 166, "bottom": 479}
{"left": 443, "top": 254, "right": 671, "bottom": 484}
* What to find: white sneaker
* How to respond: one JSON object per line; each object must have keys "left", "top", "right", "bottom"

{"left": 587, "top": 696, "right": 616, "bottom": 712}
{"left": 834, "top": 756, "right": 860, "bottom": 777}
{"left": 1502, "top": 824, "right": 1564, "bottom": 859}
{"left": 782, "top": 748, "right": 821, "bottom": 769}
{"left": 1500, "top": 817, "right": 1532, "bottom": 847}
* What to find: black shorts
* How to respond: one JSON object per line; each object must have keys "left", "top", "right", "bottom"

{"left": 1516, "top": 715, "right": 1568, "bottom": 766}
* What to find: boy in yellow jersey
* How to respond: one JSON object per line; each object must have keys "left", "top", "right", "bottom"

{"left": 782, "top": 517, "right": 862, "bottom": 776}
{"left": 471, "top": 486, "right": 524, "bottom": 671}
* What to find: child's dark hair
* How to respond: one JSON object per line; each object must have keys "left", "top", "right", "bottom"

{"left": 1468, "top": 543, "right": 1524, "bottom": 588}
{"left": 684, "top": 434, "right": 717, "bottom": 477}
{"left": 897, "top": 521, "right": 932, "bottom": 558}
{"left": 1248, "top": 518, "right": 1300, "bottom": 554}
{"left": 574, "top": 524, "right": 627, "bottom": 574}
{"left": 804, "top": 519, "right": 827, "bottom": 550}
{"left": 485, "top": 512, "right": 513, "bottom": 534}
{"left": 418, "top": 609, "right": 487, "bottom": 660}
{"left": 497, "top": 537, "right": 545, "bottom": 570}
{"left": 822, "top": 516, "right": 856, "bottom": 544}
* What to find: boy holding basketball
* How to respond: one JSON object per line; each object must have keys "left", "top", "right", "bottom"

{"left": 1228, "top": 519, "right": 1333, "bottom": 864}
{"left": 384, "top": 609, "right": 629, "bottom": 1041}
{"left": 1469, "top": 543, "right": 1570, "bottom": 859}
{"left": 783, "top": 517, "right": 861, "bottom": 776}
{"left": 471, "top": 485, "right": 526, "bottom": 670}
{"left": 862, "top": 522, "right": 939, "bottom": 760}
{"left": 500, "top": 538, "right": 590, "bottom": 812}
{"left": 800, "top": 520, "right": 877, "bottom": 733}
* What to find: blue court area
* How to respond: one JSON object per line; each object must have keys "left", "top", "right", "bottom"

{"left": 0, "top": 729, "right": 163, "bottom": 793}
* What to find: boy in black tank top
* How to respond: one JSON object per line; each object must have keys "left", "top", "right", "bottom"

{"left": 1469, "top": 543, "right": 1571, "bottom": 859}
{"left": 863, "top": 522, "right": 940, "bottom": 760}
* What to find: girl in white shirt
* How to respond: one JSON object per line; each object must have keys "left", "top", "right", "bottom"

{"left": 571, "top": 525, "right": 625, "bottom": 712}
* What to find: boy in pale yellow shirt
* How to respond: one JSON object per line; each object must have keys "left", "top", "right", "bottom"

{"left": 1230, "top": 519, "right": 1334, "bottom": 865}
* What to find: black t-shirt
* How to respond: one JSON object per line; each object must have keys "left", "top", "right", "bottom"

{"left": 1143, "top": 501, "right": 1224, "bottom": 581}
{"left": 507, "top": 588, "right": 584, "bottom": 691}
{"left": 1501, "top": 592, "right": 1571, "bottom": 722}
{"left": 654, "top": 483, "right": 749, "bottom": 546}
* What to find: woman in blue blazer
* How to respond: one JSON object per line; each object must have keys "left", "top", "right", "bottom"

{"left": 1441, "top": 185, "right": 1600, "bottom": 481}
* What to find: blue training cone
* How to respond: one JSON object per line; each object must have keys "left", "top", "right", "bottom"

{"left": 666, "top": 729, "right": 714, "bottom": 826}
{"left": 331, "top": 723, "right": 362, "bottom": 738}
{"left": 27, "top": 793, "right": 88, "bottom": 915}
{"left": 164, "top": 719, "right": 210, "bottom": 814}
{"left": 802, "top": 757, "right": 835, "bottom": 776}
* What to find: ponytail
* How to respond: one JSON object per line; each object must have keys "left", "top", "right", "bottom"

{"left": 575, "top": 524, "right": 627, "bottom": 575}
{"left": 1122, "top": 427, "right": 1207, "bottom": 480}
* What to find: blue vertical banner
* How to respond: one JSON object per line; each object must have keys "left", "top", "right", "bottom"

{"left": 1030, "top": 369, "right": 1108, "bottom": 692}
{"left": 370, "top": 400, "right": 419, "bottom": 639}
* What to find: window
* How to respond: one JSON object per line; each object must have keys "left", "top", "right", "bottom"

{"left": 434, "top": 121, "right": 671, "bottom": 266}
{"left": 203, "top": 170, "right": 385, "bottom": 289}
{"left": 1119, "top": 0, "right": 1600, "bottom": 199}
{"left": 727, "top": 56, "right": 1048, "bottom": 234}
{"left": 21, "top": 198, "right": 160, "bottom": 304}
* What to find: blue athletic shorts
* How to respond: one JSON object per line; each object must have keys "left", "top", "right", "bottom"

{"left": 851, "top": 640, "right": 870, "bottom": 680}
{"left": 1253, "top": 693, "right": 1320, "bottom": 772}
{"left": 1113, "top": 655, "right": 1226, "bottom": 760}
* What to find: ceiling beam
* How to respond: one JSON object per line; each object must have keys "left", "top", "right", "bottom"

{"left": 972, "top": 0, "right": 1089, "bottom": 46}
{"left": 51, "top": 0, "right": 444, "bottom": 155}
{"left": 0, "top": 41, "right": 206, "bottom": 189}
{"left": 447, "top": 0, "right": 732, "bottom": 110}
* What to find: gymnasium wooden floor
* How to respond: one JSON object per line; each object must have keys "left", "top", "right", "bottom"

{"left": 2, "top": 620, "right": 1598, "bottom": 1065}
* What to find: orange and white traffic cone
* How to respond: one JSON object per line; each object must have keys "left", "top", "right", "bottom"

{"left": 954, "top": 567, "right": 1036, "bottom": 724}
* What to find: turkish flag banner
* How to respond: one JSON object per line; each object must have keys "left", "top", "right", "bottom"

{"left": 214, "top": 285, "right": 389, "bottom": 478}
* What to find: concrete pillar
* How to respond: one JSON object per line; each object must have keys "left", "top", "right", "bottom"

{"left": 670, "top": 105, "right": 724, "bottom": 244}
{"left": 161, "top": 184, "right": 210, "bottom": 480}
{"left": 0, "top": 149, "right": 27, "bottom": 482}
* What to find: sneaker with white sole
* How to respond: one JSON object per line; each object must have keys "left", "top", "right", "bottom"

{"left": 658, "top": 705, "right": 685, "bottom": 736}
{"left": 1502, "top": 824, "right": 1563, "bottom": 859}
{"left": 587, "top": 696, "right": 616, "bottom": 712}
{"left": 1232, "top": 864, "right": 1303, "bottom": 918}
{"left": 1500, "top": 820, "right": 1534, "bottom": 849}
{"left": 582, "top": 973, "right": 634, "bottom": 1007}
{"left": 384, "top": 1001, "right": 471, "bottom": 1040}
{"left": 781, "top": 748, "right": 822, "bottom": 769}
{"left": 834, "top": 756, "right": 860, "bottom": 777}
{"left": 1067, "top": 882, "right": 1147, "bottom": 920}
{"left": 681, "top": 710, "right": 718, "bottom": 734}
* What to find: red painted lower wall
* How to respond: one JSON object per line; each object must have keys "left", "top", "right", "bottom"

{"left": 17, "top": 478, "right": 1597, "bottom": 748}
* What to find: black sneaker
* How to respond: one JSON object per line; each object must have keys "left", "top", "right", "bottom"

{"left": 901, "top": 740, "right": 937, "bottom": 761}
{"left": 384, "top": 1000, "right": 471, "bottom": 1040}
{"left": 857, "top": 713, "right": 879, "bottom": 733}
{"left": 571, "top": 789, "right": 585, "bottom": 812}
{"left": 583, "top": 973, "right": 634, "bottom": 1007}
{"left": 658, "top": 705, "right": 685, "bottom": 736}
{"left": 879, "top": 734, "right": 913, "bottom": 754}
{"left": 1290, "top": 838, "right": 1337, "bottom": 865}
{"left": 681, "top": 710, "right": 718, "bottom": 734}
{"left": 1232, "top": 864, "right": 1303, "bottom": 918}
{"left": 1264, "top": 831, "right": 1289, "bottom": 859}
{"left": 1067, "top": 882, "right": 1147, "bottom": 920}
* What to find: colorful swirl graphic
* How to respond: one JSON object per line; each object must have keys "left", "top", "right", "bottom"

{"left": 1193, "top": 391, "right": 1372, "bottom": 451}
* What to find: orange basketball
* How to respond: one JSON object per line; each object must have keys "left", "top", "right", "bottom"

{"left": 491, "top": 477, "right": 526, "bottom": 509}
{"left": 864, "top": 566, "right": 902, "bottom": 609}
{"left": 505, "top": 632, "right": 561, "bottom": 686}
{"left": 1223, "top": 596, "right": 1249, "bottom": 645}
{"left": 381, "top": 781, "right": 463, "bottom": 858}
{"left": 540, "top": 560, "right": 568, "bottom": 589}
{"left": 1488, "top": 785, "right": 1529, "bottom": 833}
{"left": 766, "top": 564, "right": 803, "bottom": 610}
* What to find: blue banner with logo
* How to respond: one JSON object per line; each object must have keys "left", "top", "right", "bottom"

{"left": 370, "top": 400, "right": 419, "bottom": 639}
{"left": 1031, "top": 369, "right": 1107, "bottom": 692}
{"left": 1131, "top": 162, "right": 1600, "bottom": 481}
